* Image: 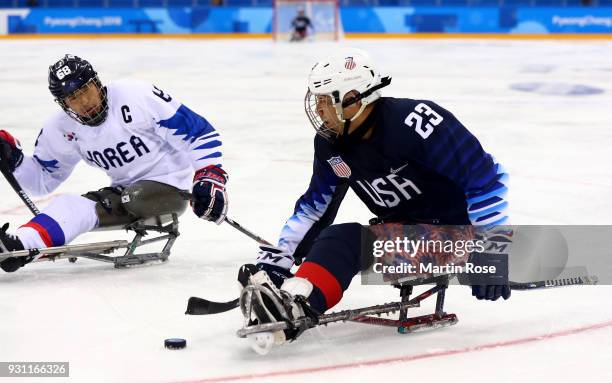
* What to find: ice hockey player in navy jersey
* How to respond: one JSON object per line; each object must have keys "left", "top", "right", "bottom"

{"left": 290, "top": 9, "right": 314, "bottom": 42}
{"left": 0, "top": 54, "right": 228, "bottom": 272}
{"left": 239, "top": 48, "right": 510, "bottom": 348}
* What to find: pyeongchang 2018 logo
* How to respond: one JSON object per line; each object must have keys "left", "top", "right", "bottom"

{"left": 552, "top": 15, "right": 612, "bottom": 28}
{"left": 43, "top": 16, "right": 123, "bottom": 28}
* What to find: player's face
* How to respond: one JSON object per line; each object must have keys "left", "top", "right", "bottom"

{"left": 315, "top": 94, "right": 342, "bottom": 134}
{"left": 64, "top": 80, "right": 103, "bottom": 119}
{"left": 315, "top": 92, "right": 362, "bottom": 134}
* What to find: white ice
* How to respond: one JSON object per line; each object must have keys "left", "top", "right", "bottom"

{"left": 0, "top": 38, "right": 611, "bottom": 383}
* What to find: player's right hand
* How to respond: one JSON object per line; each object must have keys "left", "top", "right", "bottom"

{"left": 0, "top": 130, "right": 23, "bottom": 173}
{"left": 191, "top": 165, "right": 228, "bottom": 224}
{"left": 466, "top": 243, "right": 511, "bottom": 301}
{"left": 256, "top": 245, "right": 295, "bottom": 288}
{"left": 471, "top": 285, "right": 511, "bottom": 301}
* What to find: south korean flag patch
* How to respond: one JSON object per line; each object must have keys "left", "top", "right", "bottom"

{"left": 327, "top": 156, "right": 352, "bottom": 178}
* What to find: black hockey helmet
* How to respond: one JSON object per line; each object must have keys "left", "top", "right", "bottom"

{"left": 48, "top": 54, "right": 108, "bottom": 127}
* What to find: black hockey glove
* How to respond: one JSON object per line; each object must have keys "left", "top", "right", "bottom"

{"left": 191, "top": 165, "right": 228, "bottom": 224}
{"left": 0, "top": 130, "right": 23, "bottom": 173}
{"left": 255, "top": 245, "right": 295, "bottom": 288}
{"left": 457, "top": 228, "right": 513, "bottom": 301}
{"left": 471, "top": 285, "right": 511, "bottom": 301}
{"left": 467, "top": 251, "right": 511, "bottom": 301}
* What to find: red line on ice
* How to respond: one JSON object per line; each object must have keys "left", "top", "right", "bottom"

{"left": 0, "top": 194, "right": 60, "bottom": 215}
{"left": 176, "top": 319, "right": 612, "bottom": 383}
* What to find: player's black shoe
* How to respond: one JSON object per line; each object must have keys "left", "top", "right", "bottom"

{"left": 0, "top": 223, "right": 29, "bottom": 273}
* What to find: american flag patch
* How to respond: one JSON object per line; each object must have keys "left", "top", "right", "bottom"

{"left": 345, "top": 56, "right": 356, "bottom": 70}
{"left": 327, "top": 156, "right": 352, "bottom": 178}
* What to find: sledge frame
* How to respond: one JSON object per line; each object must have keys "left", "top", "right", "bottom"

{"left": 236, "top": 275, "right": 458, "bottom": 338}
{"left": 0, "top": 214, "right": 180, "bottom": 269}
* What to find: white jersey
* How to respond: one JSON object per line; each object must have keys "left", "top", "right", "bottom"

{"left": 14, "top": 79, "right": 223, "bottom": 196}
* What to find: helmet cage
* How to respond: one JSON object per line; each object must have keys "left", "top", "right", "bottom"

{"left": 55, "top": 76, "right": 108, "bottom": 127}
{"left": 304, "top": 89, "right": 344, "bottom": 142}
{"left": 304, "top": 76, "right": 392, "bottom": 142}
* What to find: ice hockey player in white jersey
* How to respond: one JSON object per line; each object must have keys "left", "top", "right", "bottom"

{"left": 0, "top": 54, "right": 228, "bottom": 272}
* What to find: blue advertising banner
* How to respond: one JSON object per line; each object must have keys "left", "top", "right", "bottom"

{"left": 512, "top": 8, "right": 612, "bottom": 33}
{"left": 341, "top": 6, "right": 612, "bottom": 33}
{"left": 3, "top": 7, "right": 612, "bottom": 35}
{"left": 5, "top": 7, "right": 274, "bottom": 34}
{"left": 341, "top": 7, "right": 501, "bottom": 33}
{"left": 8, "top": 9, "right": 147, "bottom": 33}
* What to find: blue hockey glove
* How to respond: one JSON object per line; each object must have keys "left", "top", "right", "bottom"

{"left": 192, "top": 165, "right": 228, "bottom": 224}
{"left": 0, "top": 130, "right": 23, "bottom": 173}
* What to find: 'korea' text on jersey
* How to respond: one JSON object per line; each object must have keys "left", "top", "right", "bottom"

{"left": 14, "top": 79, "right": 223, "bottom": 195}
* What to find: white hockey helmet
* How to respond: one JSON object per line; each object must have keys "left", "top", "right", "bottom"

{"left": 304, "top": 48, "right": 391, "bottom": 141}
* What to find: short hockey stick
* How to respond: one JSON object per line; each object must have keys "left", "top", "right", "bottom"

{"left": 185, "top": 274, "right": 599, "bottom": 316}
{"left": 179, "top": 191, "right": 271, "bottom": 246}
{"left": 224, "top": 217, "right": 271, "bottom": 246}
{"left": 509, "top": 275, "right": 598, "bottom": 290}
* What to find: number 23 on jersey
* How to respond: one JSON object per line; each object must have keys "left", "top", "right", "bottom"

{"left": 404, "top": 103, "right": 443, "bottom": 139}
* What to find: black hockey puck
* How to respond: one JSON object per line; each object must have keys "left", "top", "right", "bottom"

{"left": 164, "top": 338, "right": 187, "bottom": 350}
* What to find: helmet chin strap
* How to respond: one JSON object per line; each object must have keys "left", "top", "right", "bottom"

{"left": 340, "top": 76, "right": 392, "bottom": 109}
{"left": 326, "top": 76, "right": 391, "bottom": 147}
{"left": 332, "top": 75, "right": 392, "bottom": 140}
{"left": 332, "top": 94, "right": 367, "bottom": 143}
{"left": 340, "top": 119, "right": 352, "bottom": 141}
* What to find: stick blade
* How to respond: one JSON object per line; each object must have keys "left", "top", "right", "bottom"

{"left": 185, "top": 297, "right": 239, "bottom": 315}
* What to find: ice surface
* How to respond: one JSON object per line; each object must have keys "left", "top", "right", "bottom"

{"left": 0, "top": 38, "right": 611, "bottom": 383}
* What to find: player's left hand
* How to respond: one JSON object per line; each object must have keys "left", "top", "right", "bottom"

{"left": 191, "top": 165, "right": 228, "bottom": 224}
{"left": 471, "top": 285, "right": 511, "bottom": 301}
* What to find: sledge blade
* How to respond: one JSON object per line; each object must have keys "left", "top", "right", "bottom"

{"left": 0, "top": 240, "right": 129, "bottom": 262}
{"left": 237, "top": 321, "right": 289, "bottom": 338}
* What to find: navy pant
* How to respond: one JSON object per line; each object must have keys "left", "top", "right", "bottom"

{"left": 295, "top": 223, "right": 362, "bottom": 313}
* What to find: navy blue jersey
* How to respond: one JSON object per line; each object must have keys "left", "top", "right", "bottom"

{"left": 292, "top": 16, "right": 312, "bottom": 32}
{"left": 278, "top": 97, "right": 508, "bottom": 260}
